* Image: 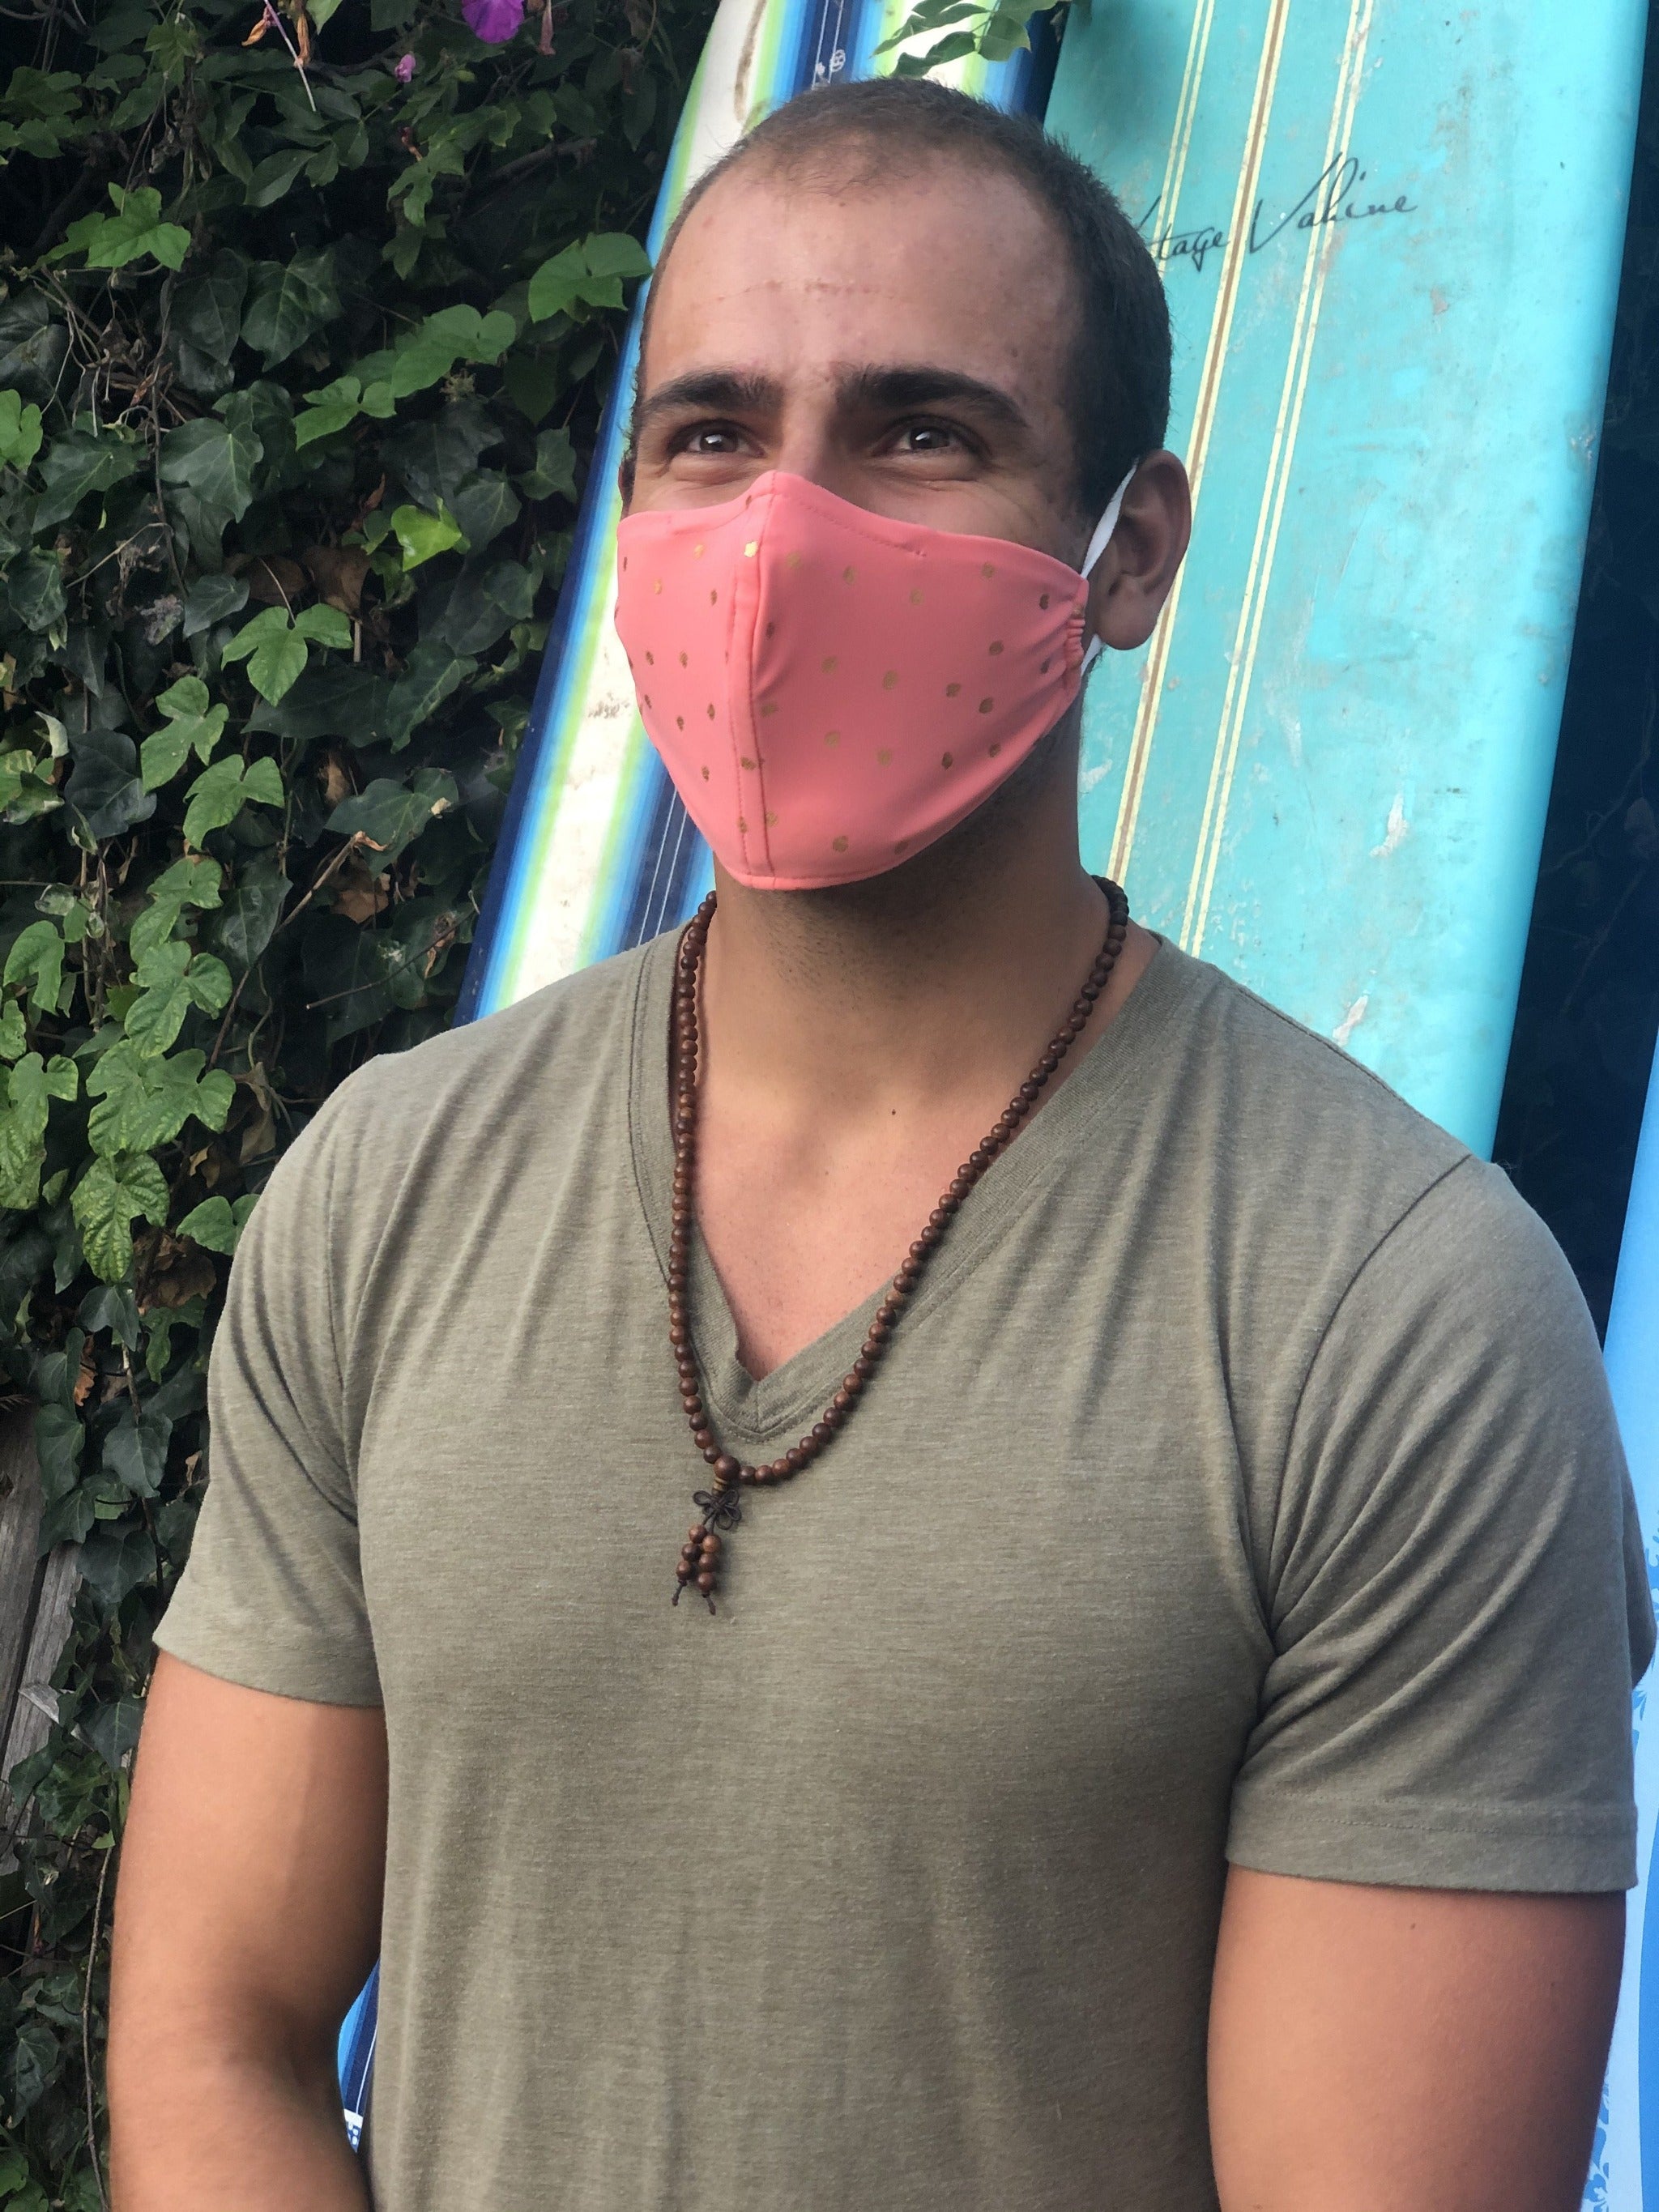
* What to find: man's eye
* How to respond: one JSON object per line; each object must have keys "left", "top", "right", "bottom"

{"left": 680, "top": 427, "right": 743, "bottom": 455}
{"left": 893, "top": 423, "right": 963, "bottom": 455}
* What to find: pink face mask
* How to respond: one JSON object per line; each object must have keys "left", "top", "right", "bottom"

{"left": 613, "top": 469, "right": 1131, "bottom": 891}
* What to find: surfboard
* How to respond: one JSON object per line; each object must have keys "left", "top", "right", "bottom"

{"left": 1593, "top": 1041, "right": 1659, "bottom": 2211}
{"left": 1043, "top": 0, "right": 1645, "bottom": 1156}
{"left": 454, "top": 0, "right": 1056, "bottom": 1021}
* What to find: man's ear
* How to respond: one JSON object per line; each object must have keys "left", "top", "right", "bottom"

{"left": 1085, "top": 450, "right": 1192, "bottom": 654}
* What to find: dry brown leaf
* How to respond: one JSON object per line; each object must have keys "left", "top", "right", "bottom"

{"left": 317, "top": 752, "right": 352, "bottom": 807}
{"left": 334, "top": 856, "right": 390, "bottom": 924}
{"left": 304, "top": 546, "right": 372, "bottom": 616}
{"left": 242, "top": 554, "right": 306, "bottom": 606}
{"left": 136, "top": 1231, "right": 220, "bottom": 1311}
{"left": 73, "top": 1338, "right": 97, "bottom": 1406}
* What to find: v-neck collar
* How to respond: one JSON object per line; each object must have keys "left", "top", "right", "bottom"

{"left": 626, "top": 912, "right": 1189, "bottom": 1456}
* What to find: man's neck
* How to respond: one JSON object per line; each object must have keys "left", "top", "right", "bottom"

{"left": 685, "top": 739, "right": 1159, "bottom": 1377}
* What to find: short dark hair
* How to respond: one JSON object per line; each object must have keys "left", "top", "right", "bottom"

{"left": 629, "top": 76, "right": 1171, "bottom": 516}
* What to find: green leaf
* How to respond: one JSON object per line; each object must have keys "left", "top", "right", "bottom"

{"left": 172, "top": 251, "right": 249, "bottom": 362}
{"left": 32, "top": 428, "right": 142, "bottom": 529}
{"left": 141, "top": 676, "right": 228, "bottom": 791}
{"left": 79, "top": 1524, "right": 158, "bottom": 1609}
{"left": 65, "top": 726, "right": 156, "bottom": 841}
{"left": 326, "top": 768, "right": 457, "bottom": 861}
{"left": 182, "top": 753, "right": 287, "bottom": 846}
{"left": 527, "top": 232, "right": 650, "bottom": 322}
{"left": 390, "top": 501, "right": 466, "bottom": 569}
{"left": 88, "top": 1042, "right": 234, "bottom": 1151}
{"left": 381, "top": 641, "right": 475, "bottom": 748}
{"left": 3, "top": 923, "right": 64, "bottom": 1016}
{"left": 78, "top": 1281, "right": 141, "bottom": 1349}
{"left": 71, "top": 1153, "right": 169, "bottom": 1283}
{"left": 159, "top": 412, "right": 264, "bottom": 532}
{"left": 0, "top": 1000, "right": 25, "bottom": 1058}
{"left": 61, "top": 182, "right": 190, "bottom": 271}
{"left": 244, "top": 147, "right": 311, "bottom": 208}
{"left": 83, "top": 1692, "right": 144, "bottom": 1769}
{"left": 0, "top": 387, "right": 44, "bottom": 469}
{"left": 242, "top": 249, "right": 340, "bottom": 369}
{"left": 176, "top": 1191, "right": 256, "bottom": 1253}
{"left": 34, "top": 1404, "right": 83, "bottom": 1499}
{"left": 129, "top": 855, "right": 223, "bottom": 964}
{"left": 0, "top": 1052, "right": 77, "bottom": 1208}
{"left": 223, "top": 607, "right": 309, "bottom": 705}
{"left": 101, "top": 1409, "right": 172, "bottom": 1498}
{"left": 294, "top": 603, "right": 352, "bottom": 649}
{"left": 6, "top": 547, "right": 67, "bottom": 634}
{"left": 517, "top": 424, "right": 576, "bottom": 501}
{"left": 181, "top": 572, "right": 249, "bottom": 638}
{"left": 448, "top": 469, "right": 520, "bottom": 550}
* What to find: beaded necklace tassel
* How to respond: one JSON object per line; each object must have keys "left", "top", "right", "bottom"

{"left": 669, "top": 878, "right": 1130, "bottom": 1612}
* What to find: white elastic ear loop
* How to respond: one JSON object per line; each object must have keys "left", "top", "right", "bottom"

{"left": 1078, "top": 463, "right": 1139, "bottom": 672}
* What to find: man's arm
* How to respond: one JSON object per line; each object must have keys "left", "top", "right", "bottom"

{"left": 1208, "top": 1866, "right": 1623, "bottom": 2211}
{"left": 109, "top": 1653, "right": 388, "bottom": 2210}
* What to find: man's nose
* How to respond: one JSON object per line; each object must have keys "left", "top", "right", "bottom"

{"left": 770, "top": 405, "right": 864, "bottom": 507}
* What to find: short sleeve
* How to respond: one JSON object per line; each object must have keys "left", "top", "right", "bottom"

{"left": 154, "top": 1080, "right": 382, "bottom": 1707}
{"left": 1228, "top": 1157, "right": 1654, "bottom": 1892}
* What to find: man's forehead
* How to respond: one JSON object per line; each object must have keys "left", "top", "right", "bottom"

{"left": 642, "top": 156, "right": 1076, "bottom": 408}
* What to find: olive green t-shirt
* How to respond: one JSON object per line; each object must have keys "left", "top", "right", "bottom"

{"left": 156, "top": 930, "right": 1654, "bottom": 2212}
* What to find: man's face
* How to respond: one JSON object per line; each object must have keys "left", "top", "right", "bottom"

{"left": 627, "top": 151, "right": 1092, "bottom": 569}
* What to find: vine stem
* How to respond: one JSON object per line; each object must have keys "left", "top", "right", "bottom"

{"left": 82, "top": 1839, "right": 114, "bottom": 2211}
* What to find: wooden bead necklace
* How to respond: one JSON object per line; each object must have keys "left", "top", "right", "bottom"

{"left": 669, "top": 876, "right": 1132, "bottom": 1611}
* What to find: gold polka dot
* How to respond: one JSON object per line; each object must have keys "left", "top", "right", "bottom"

{"left": 622, "top": 556, "right": 629, "bottom": 570}
{"left": 987, "top": 742, "right": 1001, "bottom": 757}
{"left": 824, "top": 730, "right": 840, "bottom": 747}
{"left": 760, "top": 702, "right": 778, "bottom": 718}
{"left": 740, "top": 756, "right": 757, "bottom": 770}
{"left": 693, "top": 543, "right": 705, "bottom": 558}
{"left": 894, "top": 837, "right": 910, "bottom": 855}
{"left": 764, "top": 810, "right": 778, "bottom": 826}
{"left": 832, "top": 835, "right": 849, "bottom": 852}
{"left": 979, "top": 697, "right": 994, "bottom": 714}
{"left": 706, "top": 704, "right": 716, "bottom": 719}
{"left": 701, "top": 765, "right": 710, "bottom": 779}
{"left": 881, "top": 670, "right": 898, "bottom": 690}
{"left": 786, "top": 552, "right": 803, "bottom": 571}
{"left": 642, "top": 693, "right": 652, "bottom": 708}
{"left": 766, "top": 620, "right": 777, "bottom": 638}
{"left": 1038, "top": 591, "right": 1051, "bottom": 609}
{"left": 876, "top": 748, "right": 892, "bottom": 765}
{"left": 709, "top": 588, "right": 718, "bottom": 605}
{"left": 1039, "top": 658, "right": 1051, "bottom": 674}
{"left": 821, "top": 655, "right": 838, "bottom": 674}
{"left": 645, "top": 650, "right": 655, "bottom": 664}
{"left": 941, "top": 752, "right": 954, "bottom": 769}
{"left": 988, "top": 641, "right": 1004, "bottom": 656}
{"left": 744, "top": 540, "right": 758, "bottom": 558}
{"left": 981, "top": 562, "right": 996, "bottom": 578}
{"left": 679, "top": 650, "right": 689, "bottom": 666}
{"left": 653, "top": 578, "right": 663, "bottom": 594}
{"left": 676, "top": 715, "right": 684, "bottom": 730}
{"left": 910, "top": 587, "right": 923, "bottom": 604}
{"left": 842, "top": 565, "right": 855, "bottom": 583}
{"left": 737, "top": 815, "right": 748, "bottom": 833}
{"left": 945, "top": 682, "right": 962, "bottom": 698}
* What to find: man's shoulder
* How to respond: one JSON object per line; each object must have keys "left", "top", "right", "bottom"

{"left": 303, "top": 932, "right": 661, "bottom": 1170}
{"left": 1161, "top": 942, "right": 1470, "bottom": 1184}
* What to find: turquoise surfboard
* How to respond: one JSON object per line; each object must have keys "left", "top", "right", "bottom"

{"left": 1045, "top": 0, "right": 1645, "bottom": 1157}
{"left": 1597, "top": 1034, "right": 1659, "bottom": 2211}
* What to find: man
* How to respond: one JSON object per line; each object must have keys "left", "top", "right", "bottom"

{"left": 108, "top": 78, "right": 1652, "bottom": 2212}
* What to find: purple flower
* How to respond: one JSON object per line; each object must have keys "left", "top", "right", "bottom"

{"left": 394, "top": 49, "right": 416, "bottom": 78}
{"left": 461, "top": 0, "right": 524, "bottom": 40}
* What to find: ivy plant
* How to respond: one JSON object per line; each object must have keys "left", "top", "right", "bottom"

{"left": 0, "top": 0, "right": 711, "bottom": 2194}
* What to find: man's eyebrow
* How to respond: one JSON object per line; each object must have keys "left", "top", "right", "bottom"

{"left": 633, "top": 369, "right": 783, "bottom": 428}
{"left": 836, "top": 364, "right": 1031, "bottom": 433}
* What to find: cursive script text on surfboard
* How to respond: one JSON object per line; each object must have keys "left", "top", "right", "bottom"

{"left": 1138, "top": 155, "right": 1417, "bottom": 275}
